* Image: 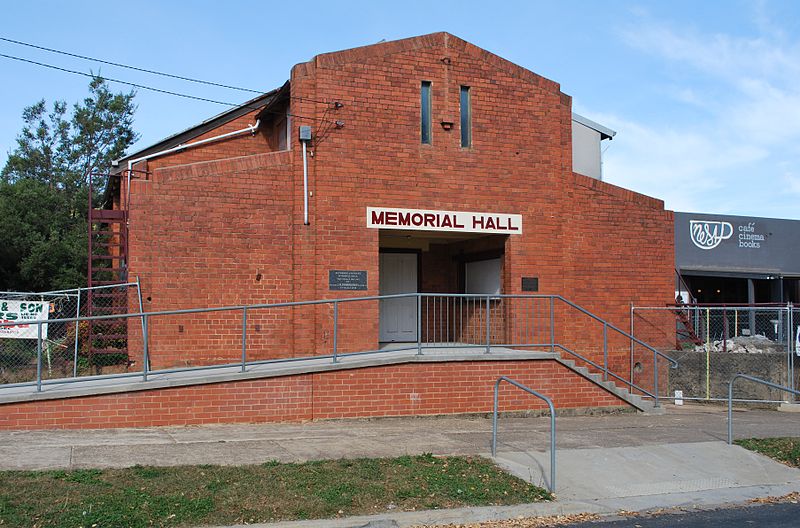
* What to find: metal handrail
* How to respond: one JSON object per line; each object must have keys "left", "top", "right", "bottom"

{"left": 727, "top": 374, "right": 800, "bottom": 444}
{"left": 556, "top": 296, "right": 678, "bottom": 368}
{"left": 491, "top": 376, "right": 555, "bottom": 492}
{"left": 556, "top": 296, "right": 677, "bottom": 408}
{"left": 641, "top": 303, "right": 792, "bottom": 310}
{"left": 0, "top": 293, "right": 675, "bottom": 401}
{"left": 554, "top": 344, "right": 657, "bottom": 400}
{"left": 0, "top": 292, "right": 423, "bottom": 327}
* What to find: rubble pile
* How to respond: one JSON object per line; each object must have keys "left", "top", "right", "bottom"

{"left": 693, "top": 335, "right": 786, "bottom": 354}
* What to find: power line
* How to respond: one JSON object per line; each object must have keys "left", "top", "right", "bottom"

{"left": 0, "top": 52, "right": 329, "bottom": 123}
{"left": 0, "top": 36, "right": 333, "bottom": 106}
{"left": 0, "top": 36, "right": 262, "bottom": 94}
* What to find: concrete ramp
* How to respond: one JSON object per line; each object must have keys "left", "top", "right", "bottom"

{"left": 493, "top": 441, "right": 800, "bottom": 500}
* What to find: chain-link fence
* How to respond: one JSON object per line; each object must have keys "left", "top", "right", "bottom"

{"left": 0, "top": 282, "right": 142, "bottom": 384}
{"left": 632, "top": 304, "right": 797, "bottom": 403}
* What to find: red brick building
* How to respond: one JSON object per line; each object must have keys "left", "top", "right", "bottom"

{"left": 0, "top": 33, "right": 675, "bottom": 429}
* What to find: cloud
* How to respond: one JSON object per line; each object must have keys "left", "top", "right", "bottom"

{"left": 620, "top": 21, "right": 800, "bottom": 84}
{"left": 590, "top": 112, "right": 768, "bottom": 213}
{"left": 595, "top": 6, "right": 800, "bottom": 218}
{"left": 667, "top": 87, "right": 706, "bottom": 107}
{"left": 784, "top": 171, "right": 800, "bottom": 195}
{"left": 730, "top": 78, "right": 800, "bottom": 145}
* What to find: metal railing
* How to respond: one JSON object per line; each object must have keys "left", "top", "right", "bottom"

{"left": 727, "top": 374, "right": 800, "bottom": 445}
{"left": 557, "top": 296, "right": 678, "bottom": 407}
{"left": 491, "top": 376, "right": 555, "bottom": 492}
{"left": 0, "top": 293, "right": 675, "bottom": 399}
{"left": 410, "top": 294, "right": 676, "bottom": 406}
{"left": 0, "top": 282, "right": 142, "bottom": 384}
{"left": 632, "top": 303, "right": 798, "bottom": 403}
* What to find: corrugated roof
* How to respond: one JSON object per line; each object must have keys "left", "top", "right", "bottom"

{"left": 112, "top": 83, "right": 287, "bottom": 170}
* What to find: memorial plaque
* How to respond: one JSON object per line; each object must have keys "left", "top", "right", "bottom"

{"left": 521, "top": 277, "right": 539, "bottom": 292}
{"left": 329, "top": 270, "right": 368, "bottom": 291}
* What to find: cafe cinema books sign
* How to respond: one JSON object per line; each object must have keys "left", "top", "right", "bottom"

{"left": 367, "top": 207, "right": 522, "bottom": 234}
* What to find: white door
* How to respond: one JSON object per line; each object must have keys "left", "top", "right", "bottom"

{"left": 379, "top": 252, "right": 418, "bottom": 342}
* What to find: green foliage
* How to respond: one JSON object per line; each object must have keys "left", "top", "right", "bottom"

{"left": 0, "top": 77, "right": 137, "bottom": 292}
{"left": 735, "top": 437, "right": 800, "bottom": 467}
{"left": 51, "top": 468, "right": 105, "bottom": 485}
{"left": 0, "top": 455, "right": 551, "bottom": 526}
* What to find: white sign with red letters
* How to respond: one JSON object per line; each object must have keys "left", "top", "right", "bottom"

{"left": 367, "top": 207, "right": 522, "bottom": 234}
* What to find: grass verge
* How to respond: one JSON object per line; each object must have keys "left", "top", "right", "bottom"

{"left": 0, "top": 454, "right": 551, "bottom": 527}
{"left": 735, "top": 437, "right": 800, "bottom": 467}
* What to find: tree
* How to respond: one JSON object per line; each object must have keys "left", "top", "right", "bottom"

{"left": 0, "top": 77, "right": 137, "bottom": 292}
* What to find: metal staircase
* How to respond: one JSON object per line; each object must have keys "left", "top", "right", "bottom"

{"left": 87, "top": 174, "right": 130, "bottom": 371}
{"left": 673, "top": 308, "right": 703, "bottom": 349}
{"left": 673, "top": 270, "right": 702, "bottom": 349}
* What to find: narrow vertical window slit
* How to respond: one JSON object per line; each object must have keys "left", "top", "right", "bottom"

{"left": 460, "top": 86, "right": 471, "bottom": 148}
{"left": 421, "top": 81, "right": 432, "bottom": 144}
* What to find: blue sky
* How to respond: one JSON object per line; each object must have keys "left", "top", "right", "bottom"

{"left": 2, "top": 1, "right": 799, "bottom": 218}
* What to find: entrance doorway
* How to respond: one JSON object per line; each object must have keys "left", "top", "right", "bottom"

{"left": 379, "top": 252, "right": 418, "bottom": 342}
{"left": 378, "top": 231, "right": 509, "bottom": 344}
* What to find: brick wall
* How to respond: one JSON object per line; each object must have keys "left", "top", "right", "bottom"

{"left": 127, "top": 151, "right": 295, "bottom": 368}
{"left": 117, "top": 33, "right": 673, "bottom": 399}
{"left": 0, "top": 360, "right": 626, "bottom": 430}
{"left": 292, "top": 33, "right": 674, "bottom": 372}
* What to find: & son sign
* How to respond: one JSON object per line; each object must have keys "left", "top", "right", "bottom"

{"left": 0, "top": 300, "right": 50, "bottom": 339}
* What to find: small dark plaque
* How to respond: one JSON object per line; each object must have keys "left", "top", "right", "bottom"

{"left": 329, "top": 270, "right": 368, "bottom": 291}
{"left": 521, "top": 277, "right": 539, "bottom": 292}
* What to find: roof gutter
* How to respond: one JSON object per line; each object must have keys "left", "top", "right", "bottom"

{"left": 121, "top": 119, "right": 260, "bottom": 208}
{"left": 571, "top": 112, "right": 616, "bottom": 140}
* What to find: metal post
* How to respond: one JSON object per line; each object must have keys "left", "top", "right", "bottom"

{"left": 241, "top": 307, "right": 248, "bottom": 372}
{"left": 417, "top": 295, "right": 422, "bottom": 355}
{"left": 433, "top": 296, "right": 436, "bottom": 344}
{"left": 425, "top": 296, "right": 431, "bottom": 350}
{"left": 485, "top": 295, "right": 491, "bottom": 354}
{"left": 653, "top": 349, "right": 659, "bottom": 408}
{"left": 629, "top": 305, "right": 635, "bottom": 388}
{"left": 785, "top": 303, "right": 795, "bottom": 403}
{"left": 549, "top": 400, "right": 556, "bottom": 493}
{"left": 36, "top": 322, "right": 43, "bottom": 392}
{"left": 549, "top": 297, "right": 555, "bottom": 354}
{"left": 142, "top": 314, "right": 149, "bottom": 382}
{"left": 790, "top": 305, "right": 795, "bottom": 402}
{"left": 747, "top": 278, "right": 756, "bottom": 334}
{"left": 723, "top": 306, "right": 728, "bottom": 353}
{"left": 492, "top": 381, "right": 499, "bottom": 456}
{"left": 460, "top": 296, "right": 463, "bottom": 345}
{"left": 332, "top": 301, "right": 339, "bottom": 364}
{"left": 787, "top": 304, "right": 792, "bottom": 398}
{"left": 135, "top": 276, "right": 145, "bottom": 312}
{"left": 706, "top": 307, "right": 711, "bottom": 400}
{"left": 603, "top": 322, "right": 608, "bottom": 381}
{"left": 727, "top": 379, "right": 734, "bottom": 445}
{"left": 492, "top": 377, "right": 556, "bottom": 492}
{"left": 446, "top": 296, "right": 450, "bottom": 343}
{"left": 73, "top": 290, "right": 81, "bottom": 378}
{"left": 728, "top": 374, "right": 800, "bottom": 444}
{"left": 136, "top": 277, "right": 147, "bottom": 376}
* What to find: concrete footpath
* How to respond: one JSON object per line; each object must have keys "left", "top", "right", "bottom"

{"left": 1, "top": 403, "right": 799, "bottom": 527}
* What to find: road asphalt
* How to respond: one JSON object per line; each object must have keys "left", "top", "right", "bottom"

{"left": 0, "top": 402, "right": 798, "bottom": 527}
{"left": 564, "top": 502, "right": 800, "bottom": 527}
